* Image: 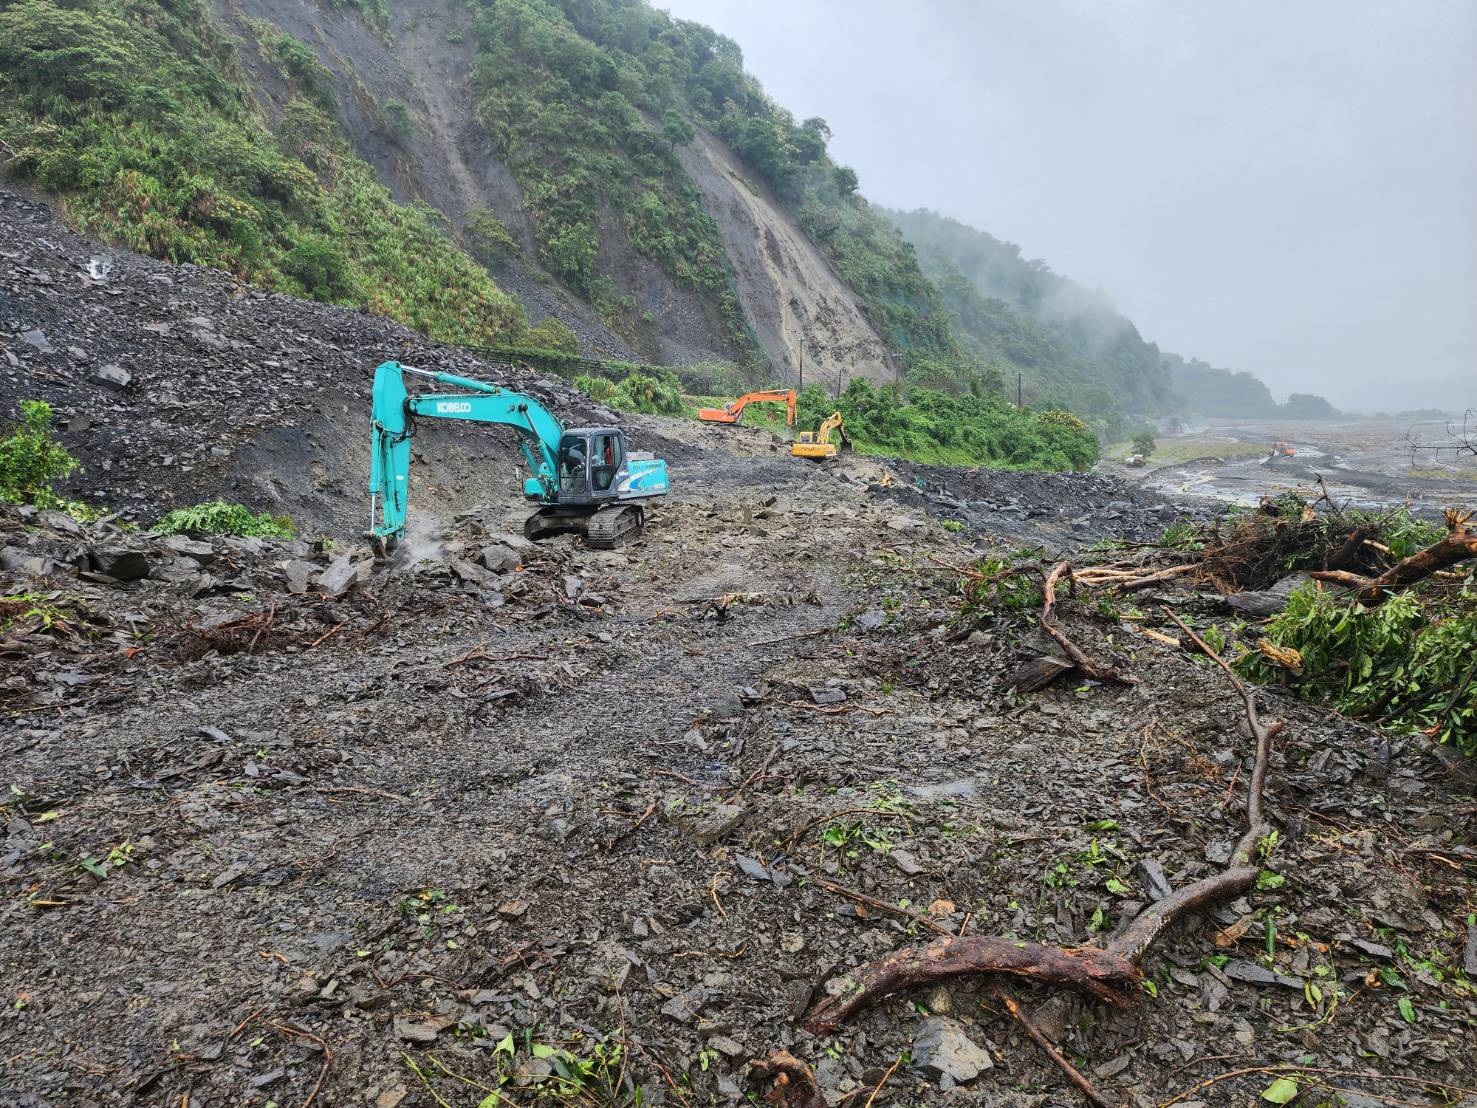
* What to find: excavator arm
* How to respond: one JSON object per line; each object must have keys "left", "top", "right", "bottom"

{"left": 369, "top": 361, "right": 564, "bottom": 542}
{"left": 697, "top": 388, "right": 797, "bottom": 427}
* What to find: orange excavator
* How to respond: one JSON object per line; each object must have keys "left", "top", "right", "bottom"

{"left": 696, "top": 389, "right": 797, "bottom": 427}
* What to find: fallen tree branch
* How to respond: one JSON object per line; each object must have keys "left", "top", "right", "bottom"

{"left": 989, "top": 983, "right": 1114, "bottom": 1108}
{"left": 1310, "top": 508, "right": 1477, "bottom": 602}
{"left": 1160, "top": 607, "right": 1282, "bottom": 866}
{"left": 1040, "top": 562, "right": 1139, "bottom": 685}
{"left": 1077, "top": 562, "right": 1198, "bottom": 594}
{"left": 803, "top": 936, "right": 1140, "bottom": 1033}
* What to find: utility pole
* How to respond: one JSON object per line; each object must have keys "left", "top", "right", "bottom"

{"left": 835, "top": 366, "right": 845, "bottom": 400}
{"left": 1016, "top": 371, "right": 1023, "bottom": 410}
{"left": 796, "top": 346, "right": 803, "bottom": 393}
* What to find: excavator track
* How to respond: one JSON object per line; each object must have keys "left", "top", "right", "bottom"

{"left": 584, "top": 506, "right": 644, "bottom": 550}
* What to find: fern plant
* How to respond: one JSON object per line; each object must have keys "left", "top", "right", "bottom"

{"left": 154, "top": 501, "right": 295, "bottom": 539}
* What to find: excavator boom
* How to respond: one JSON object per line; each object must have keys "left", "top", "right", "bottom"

{"left": 697, "top": 388, "right": 797, "bottom": 427}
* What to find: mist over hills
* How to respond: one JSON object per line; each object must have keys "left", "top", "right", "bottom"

{"left": 0, "top": 0, "right": 1328, "bottom": 426}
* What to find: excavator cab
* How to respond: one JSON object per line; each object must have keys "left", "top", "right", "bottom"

{"left": 547, "top": 428, "right": 630, "bottom": 502}
{"left": 525, "top": 425, "right": 670, "bottom": 546}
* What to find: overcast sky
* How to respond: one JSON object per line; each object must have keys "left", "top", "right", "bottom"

{"left": 659, "top": 0, "right": 1476, "bottom": 411}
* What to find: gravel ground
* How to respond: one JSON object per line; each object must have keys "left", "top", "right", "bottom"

{"left": 2, "top": 190, "right": 1475, "bottom": 1108}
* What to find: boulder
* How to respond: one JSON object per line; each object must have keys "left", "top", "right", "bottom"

{"left": 912, "top": 1016, "right": 993, "bottom": 1084}
{"left": 282, "top": 560, "right": 316, "bottom": 595}
{"left": 91, "top": 363, "right": 131, "bottom": 390}
{"left": 37, "top": 510, "right": 87, "bottom": 537}
{"left": 316, "top": 554, "right": 357, "bottom": 597}
{"left": 89, "top": 546, "right": 151, "bottom": 581}
{"left": 163, "top": 535, "right": 214, "bottom": 564}
{"left": 479, "top": 543, "right": 523, "bottom": 572}
{"left": 0, "top": 547, "right": 51, "bottom": 576}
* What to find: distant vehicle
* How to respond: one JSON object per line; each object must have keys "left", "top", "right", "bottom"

{"left": 1270, "top": 442, "right": 1297, "bottom": 458}
{"left": 696, "top": 388, "right": 797, "bottom": 427}
{"left": 1127, "top": 453, "right": 1146, "bottom": 468}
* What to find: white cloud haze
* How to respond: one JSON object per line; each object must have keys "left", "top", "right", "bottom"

{"left": 659, "top": 0, "right": 1477, "bottom": 411}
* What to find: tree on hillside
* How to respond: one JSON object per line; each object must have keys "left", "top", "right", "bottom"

{"left": 661, "top": 108, "right": 694, "bottom": 149}
{"left": 1282, "top": 392, "right": 1339, "bottom": 419}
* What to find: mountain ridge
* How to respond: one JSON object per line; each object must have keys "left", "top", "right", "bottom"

{"left": 0, "top": 0, "right": 1317, "bottom": 423}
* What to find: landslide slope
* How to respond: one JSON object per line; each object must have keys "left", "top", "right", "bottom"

{"left": 0, "top": 0, "right": 944, "bottom": 387}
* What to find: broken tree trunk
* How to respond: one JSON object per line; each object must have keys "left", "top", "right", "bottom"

{"left": 1311, "top": 509, "right": 1477, "bottom": 602}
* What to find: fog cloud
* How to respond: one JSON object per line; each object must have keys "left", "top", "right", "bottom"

{"left": 659, "top": 0, "right": 1477, "bottom": 412}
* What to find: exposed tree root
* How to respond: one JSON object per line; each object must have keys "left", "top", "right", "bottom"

{"left": 989, "top": 983, "right": 1114, "bottom": 1108}
{"left": 749, "top": 1050, "right": 827, "bottom": 1108}
{"left": 1040, "top": 562, "right": 1139, "bottom": 686}
{"left": 803, "top": 937, "right": 1140, "bottom": 1033}
{"left": 1106, "top": 865, "right": 1259, "bottom": 963}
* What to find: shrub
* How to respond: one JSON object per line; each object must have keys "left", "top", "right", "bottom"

{"left": 612, "top": 372, "right": 685, "bottom": 415}
{"left": 0, "top": 400, "right": 88, "bottom": 514}
{"left": 154, "top": 500, "right": 296, "bottom": 539}
{"left": 525, "top": 317, "right": 579, "bottom": 354}
{"left": 1130, "top": 426, "right": 1156, "bottom": 456}
{"left": 675, "top": 360, "right": 746, "bottom": 397}
{"left": 574, "top": 374, "right": 618, "bottom": 404}
{"left": 1238, "top": 584, "right": 1477, "bottom": 755}
{"left": 283, "top": 234, "right": 352, "bottom": 300}
{"left": 384, "top": 99, "right": 411, "bottom": 138}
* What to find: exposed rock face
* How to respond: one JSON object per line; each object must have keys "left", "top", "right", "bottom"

{"left": 678, "top": 131, "right": 894, "bottom": 391}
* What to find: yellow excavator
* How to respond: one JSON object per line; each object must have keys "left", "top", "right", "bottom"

{"left": 791, "top": 410, "right": 849, "bottom": 460}
{"left": 696, "top": 388, "right": 797, "bottom": 427}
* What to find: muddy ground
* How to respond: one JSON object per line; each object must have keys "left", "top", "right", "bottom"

{"left": 3, "top": 194, "right": 1477, "bottom": 1107}
{"left": 1111, "top": 418, "right": 1477, "bottom": 512}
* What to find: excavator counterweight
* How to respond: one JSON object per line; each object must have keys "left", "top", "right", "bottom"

{"left": 368, "top": 361, "right": 668, "bottom": 551}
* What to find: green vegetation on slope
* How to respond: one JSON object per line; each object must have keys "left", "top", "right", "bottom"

{"left": 882, "top": 208, "right": 1172, "bottom": 423}
{"left": 0, "top": 0, "right": 527, "bottom": 346}
{"left": 468, "top": 0, "right": 748, "bottom": 342}
{"left": 465, "top": 0, "right": 959, "bottom": 370}
{"left": 791, "top": 380, "right": 1098, "bottom": 471}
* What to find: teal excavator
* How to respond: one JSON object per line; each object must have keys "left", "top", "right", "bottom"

{"left": 368, "top": 361, "right": 669, "bottom": 551}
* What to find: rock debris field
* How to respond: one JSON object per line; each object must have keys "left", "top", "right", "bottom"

{"left": 2, "top": 190, "right": 1475, "bottom": 1106}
